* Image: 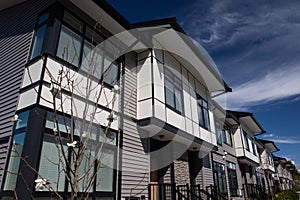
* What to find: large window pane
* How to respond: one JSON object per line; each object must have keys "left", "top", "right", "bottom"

{"left": 38, "top": 134, "right": 67, "bottom": 192}
{"left": 82, "top": 41, "right": 103, "bottom": 79}
{"left": 213, "top": 162, "right": 228, "bottom": 198}
{"left": 3, "top": 132, "right": 26, "bottom": 190}
{"left": 29, "top": 24, "right": 47, "bottom": 60}
{"left": 226, "top": 161, "right": 238, "bottom": 197}
{"left": 96, "top": 149, "right": 115, "bottom": 192}
{"left": 174, "top": 87, "right": 182, "bottom": 113}
{"left": 15, "top": 110, "right": 30, "bottom": 129}
{"left": 165, "top": 79, "right": 175, "bottom": 108}
{"left": 45, "top": 112, "right": 71, "bottom": 133}
{"left": 103, "top": 58, "right": 119, "bottom": 85}
{"left": 57, "top": 25, "right": 82, "bottom": 67}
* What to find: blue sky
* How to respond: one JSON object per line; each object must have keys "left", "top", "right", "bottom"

{"left": 107, "top": 0, "right": 300, "bottom": 169}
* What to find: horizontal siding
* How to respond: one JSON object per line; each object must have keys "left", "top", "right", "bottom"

{"left": 121, "top": 53, "right": 149, "bottom": 199}
{"left": 0, "top": 0, "right": 54, "bottom": 186}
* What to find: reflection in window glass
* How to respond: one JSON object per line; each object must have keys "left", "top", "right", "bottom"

{"left": 96, "top": 149, "right": 115, "bottom": 192}
{"left": 30, "top": 25, "right": 47, "bottom": 60}
{"left": 45, "top": 112, "right": 71, "bottom": 133}
{"left": 197, "top": 94, "right": 210, "bottom": 130}
{"left": 38, "top": 134, "right": 67, "bottom": 192}
{"left": 3, "top": 132, "right": 26, "bottom": 190}
{"left": 57, "top": 25, "right": 82, "bottom": 67}
{"left": 103, "top": 57, "right": 119, "bottom": 85}
{"left": 15, "top": 110, "right": 30, "bottom": 129}
{"left": 213, "top": 162, "right": 228, "bottom": 197}
{"left": 226, "top": 161, "right": 238, "bottom": 197}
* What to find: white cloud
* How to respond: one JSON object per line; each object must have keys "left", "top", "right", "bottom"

{"left": 217, "top": 65, "right": 300, "bottom": 109}
{"left": 260, "top": 134, "right": 300, "bottom": 144}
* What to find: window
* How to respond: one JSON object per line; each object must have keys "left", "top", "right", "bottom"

{"left": 226, "top": 161, "right": 238, "bottom": 197}
{"left": 29, "top": 13, "right": 49, "bottom": 60}
{"left": 222, "top": 125, "right": 232, "bottom": 146}
{"left": 3, "top": 132, "right": 26, "bottom": 190}
{"left": 251, "top": 138, "right": 257, "bottom": 156}
{"left": 213, "top": 162, "right": 228, "bottom": 198}
{"left": 45, "top": 112, "right": 71, "bottom": 133}
{"left": 215, "top": 122, "right": 222, "bottom": 145}
{"left": 197, "top": 94, "right": 210, "bottom": 130}
{"left": 164, "top": 68, "right": 183, "bottom": 114}
{"left": 38, "top": 134, "right": 67, "bottom": 191}
{"left": 243, "top": 131, "right": 250, "bottom": 151}
{"left": 3, "top": 110, "right": 30, "bottom": 190}
{"left": 56, "top": 12, "right": 119, "bottom": 86}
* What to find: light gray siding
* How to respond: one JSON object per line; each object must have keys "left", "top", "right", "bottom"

{"left": 121, "top": 52, "right": 149, "bottom": 198}
{"left": 0, "top": 0, "right": 54, "bottom": 185}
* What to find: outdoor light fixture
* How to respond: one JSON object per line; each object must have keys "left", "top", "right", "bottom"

{"left": 158, "top": 134, "right": 165, "bottom": 139}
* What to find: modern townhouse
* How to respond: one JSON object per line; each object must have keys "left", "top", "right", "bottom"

{"left": 256, "top": 139, "right": 279, "bottom": 197}
{"left": 0, "top": 0, "right": 234, "bottom": 199}
{"left": 225, "top": 111, "right": 266, "bottom": 200}
{"left": 210, "top": 103, "right": 244, "bottom": 200}
{"left": 273, "top": 156, "right": 294, "bottom": 192}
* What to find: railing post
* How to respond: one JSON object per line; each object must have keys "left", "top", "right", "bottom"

{"left": 148, "top": 184, "right": 151, "bottom": 200}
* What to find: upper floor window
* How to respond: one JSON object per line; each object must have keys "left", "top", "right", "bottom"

{"left": 56, "top": 12, "right": 119, "bottom": 86}
{"left": 222, "top": 125, "right": 232, "bottom": 146}
{"left": 251, "top": 138, "right": 257, "bottom": 156}
{"left": 164, "top": 68, "right": 183, "bottom": 114}
{"left": 243, "top": 131, "right": 250, "bottom": 151}
{"left": 197, "top": 94, "right": 210, "bottom": 130}
{"left": 29, "top": 12, "right": 49, "bottom": 60}
{"left": 215, "top": 121, "right": 222, "bottom": 145}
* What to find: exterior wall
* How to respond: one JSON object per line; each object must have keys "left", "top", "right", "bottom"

{"left": 260, "top": 149, "right": 275, "bottom": 172}
{"left": 174, "top": 160, "right": 190, "bottom": 185}
{"left": 0, "top": 0, "right": 54, "bottom": 185}
{"left": 196, "top": 154, "right": 214, "bottom": 190}
{"left": 137, "top": 49, "right": 217, "bottom": 148}
{"left": 120, "top": 52, "right": 150, "bottom": 199}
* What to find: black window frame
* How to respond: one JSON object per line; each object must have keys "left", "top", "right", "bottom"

{"left": 226, "top": 161, "right": 239, "bottom": 197}
{"left": 243, "top": 130, "right": 250, "bottom": 151}
{"left": 215, "top": 121, "right": 222, "bottom": 145}
{"left": 196, "top": 94, "right": 210, "bottom": 130}
{"left": 213, "top": 161, "right": 228, "bottom": 198}
{"left": 164, "top": 67, "right": 184, "bottom": 114}
{"left": 55, "top": 10, "right": 120, "bottom": 87}
{"left": 222, "top": 124, "right": 232, "bottom": 147}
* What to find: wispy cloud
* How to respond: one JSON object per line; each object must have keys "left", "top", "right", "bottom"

{"left": 217, "top": 65, "right": 300, "bottom": 109}
{"left": 261, "top": 134, "right": 300, "bottom": 144}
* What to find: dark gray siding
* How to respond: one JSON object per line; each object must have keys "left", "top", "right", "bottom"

{"left": 0, "top": 0, "right": 54, "bottom": 185}
{"left": 121, "top": 52, "right": 149, "bottom": 198}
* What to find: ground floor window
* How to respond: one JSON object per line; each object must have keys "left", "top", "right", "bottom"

{"left": 226, "top": 161, "right": 238, "bottom": 197}
{"left": 213, "top": 162, "right": 228, "bottom": 198}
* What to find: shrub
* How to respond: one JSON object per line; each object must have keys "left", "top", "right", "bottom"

{"left": 275, "top": 188, "right": 300, "bottom": 200}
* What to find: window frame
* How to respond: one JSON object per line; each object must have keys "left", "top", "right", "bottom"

{"left": 222, "top": 124, "right": 232, "bottom": 146}
{"left": 243, "top": 131, "right": 250, "bottom": 151}
{"left": 196, "top": 94, "right": 210, "bottom": 130}
{"left": 164, "top": 67, "right": 184, "bottom": 114}
{"left": 226, "top": 161, "right": 239, "bottom": 197}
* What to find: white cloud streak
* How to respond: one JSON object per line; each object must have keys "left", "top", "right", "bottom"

{"left": 217, "top": 65, "right": 300, "bottom": 109}
{"left": 260, "top": 134, "right": 300, "bottom": 144}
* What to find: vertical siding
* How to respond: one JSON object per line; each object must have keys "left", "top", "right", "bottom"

{"left": 196, "top": 154, "right": 214, "bottom": 190}
{"left": 121, "top": 52, "right": 149, "bottom": 198}
{"left": 0, "top": 0, "right": 54, "bottom": 185}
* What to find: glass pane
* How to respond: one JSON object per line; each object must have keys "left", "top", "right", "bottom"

{"left": 82, "top": 41, "right": 104, "bottom": 80}
{"left": 37, "top": 13, "right": 49, "bottom": 25}
{"left": 86, "top": 27, "right": 103, "bottom": 44}
{"left": 216, "top": 126, "right": 222, "bottom": 145}
{"left": 30, "top": 24, "right": 47, "bottom": 60}
{"left": 165, "top": 79, "right": 174, "bottom": 108}
{"left": 3, "top": 132, "right": 26, "bottom": 190}
{"left": 15, "top": 110, "right": 30, "bottom": 129}
{"left": 57, "top": 25, "right": 82, "bottom": 67}
{"left": 45, "top": 112, "right": 71, "bottom": 133}
{"left": 63, "top": 12, "right": 83, "bottom": 33}
{"left": 96, "top": 150, "right": 115, "bottom": 192}
{"left": 103, "top": 59, "right": 118, "bottom": 85}
{"left": 203, "top": 109, "right": 210, "bottom": 130}
{"left": 38, "top": 134, "right": 66, "bottom": 192}
{"left": 174, "top": 88, "right": 182, "bottom": 113}
{"left": 198, "top": 107, "right": 204, "bottom": 127}
{"left": 78, "top": 149, "right": 95, "bottom": 192}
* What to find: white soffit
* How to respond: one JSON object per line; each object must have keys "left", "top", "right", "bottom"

{"left": 0, "top": 0, "right": 27, "bottom": 11}
{"left": 153, "top": 28, "right": 226, "bottom": 92}
{"left": 70, "top": 0, "right": 126, "bottom": 34}
{"left": 240, "top": 116, "right": 263, "bottom": 133}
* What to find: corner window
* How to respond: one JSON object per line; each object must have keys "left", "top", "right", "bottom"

{"left": 29, "top": 13, "right": 49, "bottom": 60}
{"left": 56, "top": 12, "right": 119, "bottom": 86}
{"left": 3, "top": 110, "right": 30, "bottom": 191}
{"left": 197, "top": 94, "right": 210, "bottom": 130}
{"left": 164, "top": 68, "right": 183, "bottom": 114}
{"left": 251, "top": 138, "right": 257, "bottom": 156}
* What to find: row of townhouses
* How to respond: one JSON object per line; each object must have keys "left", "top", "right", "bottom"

{"left": 0, "top": 0, "right": 296, "bottom": 199}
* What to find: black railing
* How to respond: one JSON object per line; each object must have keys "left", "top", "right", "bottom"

{"left": 148, "top": 183, "right": 225, "bottom": 200}
{"left": 242, "top": 184, "right": 272, "bottom": 200}
{"left": 206, "top": 185, "right": 227, "bottom": 200}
